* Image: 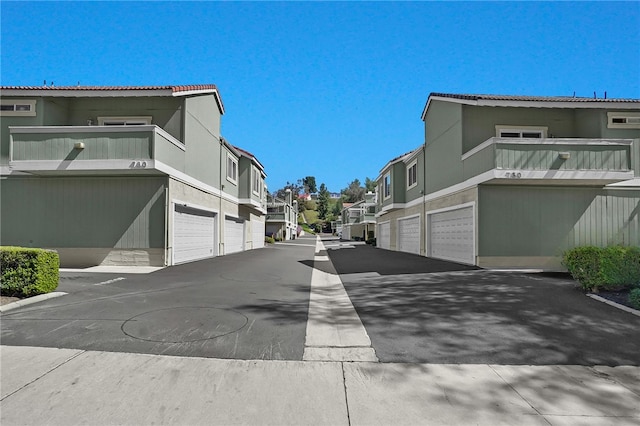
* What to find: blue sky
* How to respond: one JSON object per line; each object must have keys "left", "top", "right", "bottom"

{"left": 2, "top": 1, "right": 639, "bottom": 193}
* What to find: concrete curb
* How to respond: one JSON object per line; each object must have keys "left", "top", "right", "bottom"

{"left": 587, "top": 293, "right": 640, "bottom": 317}
{"left": 0, "top": 292, "right": 67, "bottom": 313}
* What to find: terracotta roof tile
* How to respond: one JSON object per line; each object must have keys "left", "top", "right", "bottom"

{"left": 429, "top": 92, "right": 640, "bottom": 103}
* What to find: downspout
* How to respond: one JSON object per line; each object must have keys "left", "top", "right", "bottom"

{"left": 164, "top": 185, "right": 169, "bottom": 266}
{"left": 219, "top": 136, "right": 224, "bottom": 256}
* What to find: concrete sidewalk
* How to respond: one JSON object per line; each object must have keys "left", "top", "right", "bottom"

{"left": 2, "top": 346, "right": 639, "bottom": 425}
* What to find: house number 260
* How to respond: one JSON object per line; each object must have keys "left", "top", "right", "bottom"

{"left": 130, "top": 161, "right": 147, "bottom": 169}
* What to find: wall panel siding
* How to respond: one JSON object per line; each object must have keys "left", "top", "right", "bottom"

{"left": 11, "top": 132, "right": 153, "bottom": 161}
{"left": 1, "top": 176, "right": 166, "bottom": 249}
{"left": 496, "top": 144, "right": 630, "bottom": 171}
{"left": 478, "top": 185, "right": 640, "bottom": 258}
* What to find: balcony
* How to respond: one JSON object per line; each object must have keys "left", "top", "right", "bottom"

{"left": 462, "top": 138, "right": 634, "bottom": 184}
{"left": 9, "top": 125, "right": 185, "bottom": 175}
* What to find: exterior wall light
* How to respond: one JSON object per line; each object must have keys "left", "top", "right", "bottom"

{"left": 74, "top": 142, "right": 85, "bottom": 150}
{"left": 558, "top": 152, "right": 570, "bottom": 160}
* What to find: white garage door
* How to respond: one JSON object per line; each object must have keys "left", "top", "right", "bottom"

{"left": 225, "top": 217, "right": 245, "bottom": 254}
{"left": 398, "top": 216, "right": 420, "bottom": 255}
{"left": 378, "top": 222, "right": 390, "bottom": 250}
{"left": 252, "top": 220, "right": 265, "bottom": 249}
{"left": 429, "top": 206, "right": 474, "bottom": 265}
{"left": 173, "top": 204, "right": 216, "bottom": 264}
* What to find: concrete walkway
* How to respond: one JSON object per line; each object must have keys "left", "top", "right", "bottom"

{"left": 2, "top": 345, "right": 639, "bottom": 425}
{"left": 303, "top": 237, "right": 378, "bottom": 362}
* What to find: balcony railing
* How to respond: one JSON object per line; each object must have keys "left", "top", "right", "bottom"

{"left": 9, "top": 125, "right": 185, "bottom": 173}
{"left": 462, "top": 138, "right": 633, "bottom": 181}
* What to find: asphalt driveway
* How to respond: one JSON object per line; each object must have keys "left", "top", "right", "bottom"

{"left": 326, "top": 243, "right": 640, "bottom": 366}
{"left": 0, "top": 236, "right": 318, "bottom": 361}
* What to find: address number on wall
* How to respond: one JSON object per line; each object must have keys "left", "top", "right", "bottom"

{"left": 130, "top": 161, "right": 147, "bottom": 169}
{"left": 504, "top": 172, "right": 522, "bottom": 179}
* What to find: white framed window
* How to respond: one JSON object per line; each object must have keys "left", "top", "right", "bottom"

{"left": 496, "top": 125, "right": 547, "bottom": 139}
{"left": 98, "top": 116, "right": 152, "bottom": 126}
{"left": 252, "top": 167, "right": 261, "bottom": 196}
{"left": 383, "top": 172, "right": 391, "bottom": 199}
{"left": 0, "top": 99, "right": 36, "bottom": 116}
{"left": 608, "top": 112, "right": 640, "bottom": 129}
{"left": 226, "top": 155, "right": 238, "bottom": 184}
{"left": 407, "top": 160, "right": 418, "bottom": 189}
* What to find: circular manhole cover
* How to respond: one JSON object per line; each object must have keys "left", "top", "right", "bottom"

{"left": 121, "top": 306, "right": 248, "bottom": 343}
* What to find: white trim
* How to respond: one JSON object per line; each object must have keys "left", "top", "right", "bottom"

{"left": 226, "top": 154, "right": 238, "bottom": 185}
{"left": 495, "top": 125, "right": 547, "bottom": 138}
{"left": 461, "top": 137, "right": 633, "bottom": 161}
{"left": 378, "top": 203, "right": 406, "bottom": 214}
{"left": 422, "top": 95, "right": 640, "bottom": 120}
{"left": 97, "top": 116, "right": 152, "bottom": 126}
{"left": 421, "top": 168, "right": 635, "bottom": 204}
{"left": 407, "top": 159, "right": 418, "bottom": 190}
{"left": 425, "top": 201, "right": 476, "bottom": 216}
{"left": 607, "top": 111, "right": 640, "bottom": 129}
{"left": 155, "top": 161, "right": 239, "bottom": 204}
{"left": 9, "top": 159, "right": 156, "bottom": 171}
{"left": 252, "top": 166, "right": 261, "bottom": 196}
{"left": 154, "top": 127, "right": 185, "bottom": 151}
{"left": 383, "top": 172, "right": 391, "bottom": 199}
{"left": 0, "top": 99, "right": 36, "bottom": 116}
{"left": 605, "top": 178, "right": 640, "bottom": 188}
{"left": 9, "top": 125, "right": 157, "bottom": 134}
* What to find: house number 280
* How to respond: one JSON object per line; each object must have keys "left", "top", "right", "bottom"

{"left": 130, "top": 161, "right": 147, "bottom": 169}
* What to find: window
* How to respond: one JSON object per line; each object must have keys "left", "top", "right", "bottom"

{"left": 496, "top": 125, "right": 547, "bottom": 139}
{"left": 226, "top": 155, "right": 238, "bottom": 184}
{"left": 383, "top": 173, "right": 391, "bottom": 199}
{"left": 407, "top": 161, "right": 418, "bottom": 189}
{"left": 252, "top": 167, "right": 261, "bottom": 195}
{"left": 608, "top": 112, "right": 640, "bottom": 129}
{"left": 0, "top": 99, "right": 36, "bottom": 116}
{"left": 98, "top": 116, "right": 152, "bottom": 126}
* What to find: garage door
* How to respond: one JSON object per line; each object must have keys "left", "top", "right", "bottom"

{"left": 398, "top": 216, "right": 420, "bottom": 255}
{"left": 378, "top": 222, "right": 390, "bottom": 250}
{"left": 252, "top": 220, "right": 265, "bottom": 249}
{"left": 173, "top": 204, "right": 216, "bottom": 264}
{"left": 428, "top": 206, "right": 474, "bottom": 265}
{"left": 225, "top": 217, "right": 245, "bottom": 254}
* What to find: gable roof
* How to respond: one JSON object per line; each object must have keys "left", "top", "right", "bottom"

{"left": 233, "top": 145, "right": 266, "bottom": 175}
{"left": 377, "top": 145, "right": 423, "bottom": 178}
{"left": 422, "top": 92, "right": 640, "bottom": 120}
{"left": 0, "top": 84, "right": 225, "bottom": 114}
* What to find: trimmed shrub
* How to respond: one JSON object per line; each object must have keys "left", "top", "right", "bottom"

{"left": 630, "top": 288, "right": 640, "bottom": 310}
{"left": 1, "top": 247, "right": 59, "bottom": 297}
{"left": 265, "top": 236, "right": 276, "bottom": 244}
{"left": 562, "top": 246, "right": 640, "bottom": 292}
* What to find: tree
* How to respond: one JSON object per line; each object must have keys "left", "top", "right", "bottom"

{"left": 331, "top": 198, "right": 343, "bottom": 217}
{"left": 273, "top": 179, "right": 303, "bottom": 200}
{"left": 302, "top": 176, "right": 317, "bottom": 194}
{"left": 341, "top": 179, "right": 365, "bottom": 203}
{"left": 365, "top": 177, "right": 376, "bottom": 193}
{"left": 317, "top": 183, "right": 330, "bottom": 220}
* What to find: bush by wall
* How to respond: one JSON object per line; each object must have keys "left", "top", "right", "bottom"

{"left": 562, "top": 246, "right": 640, "bottom": 292}
{"left": 630, "top": 288, "right": 640, "bottom": 310}
{"left": 0, "top": 247, "right": 59, "bottom": 297}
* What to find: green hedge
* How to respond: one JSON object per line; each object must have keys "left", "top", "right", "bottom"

{"left": 562, "top": 246, "right": 640, "bottom": 292}
{"left": 0, "top": 247, "right": 60, "bottom": 297}
{"left": 630, "top": 288, "right": 640, "bottom": 310}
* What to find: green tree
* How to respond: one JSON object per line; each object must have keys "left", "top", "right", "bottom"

{"left": 273, "top": 180, "right": 303, "bottom": 200}
{"left": 365, "top": 177, "right": 376, "bottom": 193}
{"left": 302, "top": 176, "right": 317, "bottom": 194}
{"left": 341, "top": 179, "right": 365, "bottom": 202}
{"left": 317, "top": 183, "right": 330, "bottom": 220}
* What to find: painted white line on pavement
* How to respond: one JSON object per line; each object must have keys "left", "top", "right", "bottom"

{"left": 94, "top": 277, "right": 126, "bottom": 286}
{"left": 303, "top": 237, "right": 378, "bottom": 362}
